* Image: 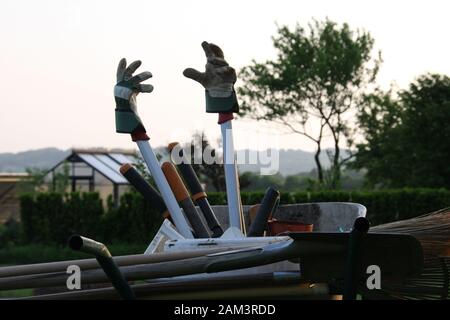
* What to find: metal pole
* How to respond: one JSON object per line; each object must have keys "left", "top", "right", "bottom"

{"left": 343, "top": 217, "right": 370, "bottom": 300}
{"left": 68, "top": 235, "right": 135, "bottom": 300}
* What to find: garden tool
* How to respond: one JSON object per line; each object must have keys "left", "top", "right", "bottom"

{"left": 183, "top": 41, "right": 244, "bottom": 234}
{"left": 114, "top": 58, "right": 193, "bottom": 238}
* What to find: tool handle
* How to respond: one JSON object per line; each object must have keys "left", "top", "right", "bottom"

{"left": 247, "top": 187, "right": 280, "bottom": 237}
{"left": 218, "top": 113, "right": 234, "bottom": 125}
{"left": 197, "top": 198, "right": 224, "bottom": 237}
{"left": 120, "top": 164, "right": 169, "bottom": 218}
{"left": 168, "top": 142, "right": 224, "bottom": 237}
{"left": 161, "top": 162, "right": 211, "bottom": 238}
{"left": 161, "top": 162, "right": 190, "bottom": 202}
{"left": 168, "top": 142, "right": 204, "bottom": 196}
{"left": 220, "top": 120, "right": 245, "bottom": 232}
{"left": 136, "top": 140, "right": 194, "bottom": 238}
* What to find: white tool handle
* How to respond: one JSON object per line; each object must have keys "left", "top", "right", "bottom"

{"left": 221, "top": 120, "right": 244, "bottom": 232}
{"left": 137, "top": 140, "right": 194, "bottom": 238}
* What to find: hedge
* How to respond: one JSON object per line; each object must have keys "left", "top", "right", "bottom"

{"left": 18, "top": 188, "right": 450, "bottom": 245}
{"left": 19, "top": 192, "right": 162, "bottom": 245}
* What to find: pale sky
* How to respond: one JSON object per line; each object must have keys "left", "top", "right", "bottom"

{"left": 1, "top": 0, "right": 449, "bottom": 153}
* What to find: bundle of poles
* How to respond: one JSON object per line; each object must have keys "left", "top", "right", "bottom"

{"left": 0, "top": 209, "right": 448, "bottom": 300}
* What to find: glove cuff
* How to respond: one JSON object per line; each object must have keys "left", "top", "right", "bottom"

{"left": 205, "top": 89, "right": 239, "bottom": 113}
{"left": 115, "top": 109, "right": 146, "bottom": 134}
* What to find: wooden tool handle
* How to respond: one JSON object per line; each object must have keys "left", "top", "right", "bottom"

{"left": 161, "top": 162, "right": 190, "bottom": 202}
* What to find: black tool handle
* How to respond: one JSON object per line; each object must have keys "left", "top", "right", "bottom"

{"left": 120, "top": 164, "right": 168, "bottom": 217}
{"left": 247, "top": 187, "right": 280, "bottom": 237}
{"left": 169, "top": 142, "right": 224, "bottom": 237}
{"left": 197, "top": 198, "right": 223, "bottom": 237}
{"left": 179, "top": 198, "right": 211, "bottom": 238}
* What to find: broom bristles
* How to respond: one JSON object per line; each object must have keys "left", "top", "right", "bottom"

{"left": 367, "top": 208, "right": 450, "bottom": 300}
{"left": 372, "top": 207, "right": 450, "bottom": 257}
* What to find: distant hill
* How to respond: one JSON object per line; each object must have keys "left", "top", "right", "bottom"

{"left": 0, "top": 147, "right": 345, "bottom": 175}
{"left": 236, "top": 149, "right": 335, "bottom": 176}
{"left": 0, "top": 148, "right": 70, "bottom": 172}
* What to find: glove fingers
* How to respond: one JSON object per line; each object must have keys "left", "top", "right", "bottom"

{"left": 116, "top": 58, "right": 127, "bottom": 82}
{"left": 124, "top": 60, "right": 142, "bottom": 80}
{"left": 208, "top": 57, "right": 228, "bottom": 67}
{"left": 137, "top": 84, "right": 154, "bottom": 93}
{"left": 201, "top": 41, "right": 225, "bottom": 59}
{"left": 201, "top": 41, "right": 214, "bottom": 58}
{"left": 208, "top": 43, "right": 224, "bottom": 58}
{"left": 129, "top": 71, "right": 153, "bottom": 85}
{"left": 183, "top": 68, "right": 205, "bottom": 84}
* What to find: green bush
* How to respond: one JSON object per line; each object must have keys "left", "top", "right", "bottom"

{"left": 103, "top": 193, "right": 162, "bottom": 244}
{"left": 19, "top": 191, "right": 161, "bottom": 245}
{"left": 0, "top": 220, "right": 21, "bottom": 247}
{"left": 207, "top": 192, "right": 227, "bottom": 205}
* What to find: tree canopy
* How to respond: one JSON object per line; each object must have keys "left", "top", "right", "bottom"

{"left": 354, "top": 73, "right": 450, "bottom": 188}
{"left": 238, "top": 19, "right": 381, "bottom": 188}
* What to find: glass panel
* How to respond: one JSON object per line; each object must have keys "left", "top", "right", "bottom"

{"left": 109, "top": 153, "right": 134, "bottom": 164}
{"left": 78, "top": 154, "right": 127, "bottom": 184}
{"left": 95, "top": 154, "right": 122, "bottom": 173}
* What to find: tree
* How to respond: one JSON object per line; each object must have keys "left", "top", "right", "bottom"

{"left": 238, "top": 171, "right": 284, "bottom": 191}
{"left": 52, "top": 162, "right": 70, "bottom": 193}
{"left": 17, "top": 168, "right": 47, "bottom": 194}
{"left": 186, "top": 132, "right": 254, "bottom": 191}
{"left": 18, "top": 162, "right": 70, "bottom": 194}
{"left": 354, "top": 73, "right": 450, "bottom": 188}
{"left": 238, "top": 19, "right": 381, "bottom": 189}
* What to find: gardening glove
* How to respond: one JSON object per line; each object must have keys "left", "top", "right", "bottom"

{"left": 183, "top": 41, "right": 239, "bottom": 113}
{"left": 114, "top": 58, "right": 153, "bottom": 134}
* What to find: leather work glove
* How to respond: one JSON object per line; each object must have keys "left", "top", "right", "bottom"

{"left": 114, "top": 58, "right": 153, "bottom": 134}
{"left": 183, "top": 41, "right": 239, "bottom": 113}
